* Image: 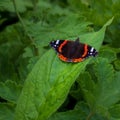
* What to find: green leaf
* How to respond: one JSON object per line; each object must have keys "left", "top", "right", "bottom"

{"left": 0, "top": 80, "right": 22, "bottom": 103}
{"left": 79, "top": 17, "right": 114, "bottom": 50}
{"left": 15, "top": 17, "right": 113, "bottom": 120}
{"left": 0, "top": 103, "right": 15, "bottom": 120}
{"left": 68, "top": 0, "right": 116, "bottom": 26}
{"left": 48, "top": 102, "right": 107, "bottom": 120}
{"left": 0, "top": 0, "right": 32, "bottom": 12}
{"left": 114, "top": 60, "right": 120, "bottom": 71}
{"left": 79, "top": 58, "right": 120, "bottom": 117}
{"left": 99, "top": 46, "right": 117, "bottom": 62}
{"left": 28, "top": 14, "right": 92, "bottom": 47}
{"left": 77, "top": 72, "right": 96, "bottom": 108}
{"left": 109, "top": 104, "right": 120, "bottom": 118}
{"left": 48, "top": 109, "right": 86, "bottom": 120}
{"left": 94, "top": 60, "right": 120, "bottom": 107}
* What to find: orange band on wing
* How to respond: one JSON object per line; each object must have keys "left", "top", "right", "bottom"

{"left": 58, "top": 54, "right": 83, "bottom": 62}
{"left": 82, "top": 44, "right": 88, "bottom": 57}
{"left": 71, "top": 44, "right": 88, "bottom": 62}
{"left": 58, "top": 54, "right": 68, "bottom": 62}
{"left": 58, "top": 40, "right": 68, "bottom": 53}
{"left": 72, "top": 58, "right": 83, "bottom": 62}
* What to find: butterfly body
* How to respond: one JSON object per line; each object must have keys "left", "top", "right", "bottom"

{"left": 50, "top": 38, "right": 98, "bottom": 62}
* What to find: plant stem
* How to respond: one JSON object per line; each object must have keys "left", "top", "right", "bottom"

{"left": 86, "top": 111, "right": 94, "bottom": 120}
{"left": 12, "top": 0, "right": 39, "bottom": 56}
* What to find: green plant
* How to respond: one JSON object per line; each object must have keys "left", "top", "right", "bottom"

{"left": 0, "top": 0, "right": 120, "bottom": 120}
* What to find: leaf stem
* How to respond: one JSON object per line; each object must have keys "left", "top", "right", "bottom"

{"left": 12, "top": 0, "right": 39, "bottom": 56}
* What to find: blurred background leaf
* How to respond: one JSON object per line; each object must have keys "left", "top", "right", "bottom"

{"left": 0, "top": 0, "right": 120, "bottom": 120}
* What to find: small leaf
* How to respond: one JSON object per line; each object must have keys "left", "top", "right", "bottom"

{"left": 15, "top": 18, "right": 113, "bottom": 120}
{"left": 0, "top": 80, "right": 22, "bottom": 103}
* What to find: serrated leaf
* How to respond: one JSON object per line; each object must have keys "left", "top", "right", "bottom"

{"left": 15, "top": 17, "right": 113, "bottom": 120}
{"left": 80, "top": 57, "right": 120, "bottom": 117}
{"left": 0, "top": 80, "right": 22, "bottom": 103}
{"left": 28, "top": 14, "right": 93, "bottom": 47}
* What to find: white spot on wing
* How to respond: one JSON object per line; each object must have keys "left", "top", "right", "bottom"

{"left": 56, "top": 40, "right": 60, "bottom": 45}
{"left": 90, "top": 47, "right": 94, "bottom": 52}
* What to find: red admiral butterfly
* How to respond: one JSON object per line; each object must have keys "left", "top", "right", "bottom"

{"left": 50, "top": 38, "right": 98, "bottom": 62}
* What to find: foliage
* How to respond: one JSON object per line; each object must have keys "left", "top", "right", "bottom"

{"left": 0, "top": 0, "right": 120, "bottom": 120}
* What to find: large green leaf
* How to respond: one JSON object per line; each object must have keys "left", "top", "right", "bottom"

{"left": 15, "top": 17, "right": 113, "bottom": 120}
{"left": 79, "top": 58, "right": 120, "bottom": 118}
